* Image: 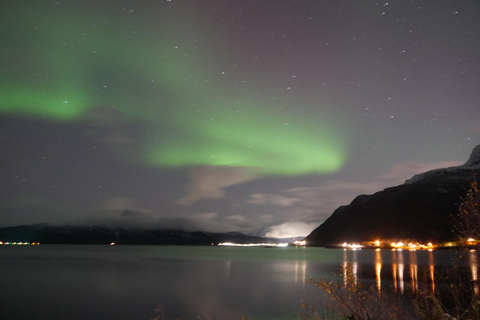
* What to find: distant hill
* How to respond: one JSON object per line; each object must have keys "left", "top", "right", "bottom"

{"left": 0, "top": 224, "right": 282, "bottom": 245}
{"left": 305, "top": 145, "right": 480, "bottom": 247}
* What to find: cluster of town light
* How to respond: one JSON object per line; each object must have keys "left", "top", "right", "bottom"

{"left": 341, "top": 240, "right": 436, "bottom": 250}
{"left": 390, "top": 241, "right": 434, "bottom": 250}
{"left": 0, "top": 241, "right": 40, "bottom": 245}
{"left": 341, "top": 242, "right": 363, "bottom": 250}
{"left": 468, "top": 238, "right": 478, "bottom": 245}
{"left": 341, "top": 238, "right": 480, "bottom": 250}
{"left": 293, "top": 240, "right": 306, "bottom": 246}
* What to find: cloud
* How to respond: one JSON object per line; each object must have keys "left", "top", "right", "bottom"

{"left": 0, "top": 196, "right": 57, "bottom": 227}
{"left": 264, "top": 221, "right": 320, "bottom": 238}
{"left": 180, "top": 212, "right": 258, "bottom": 231}
{"left": 247, "top": 159, "right": 466, "bottom": 229}
{"left": 82, "top": 106, "right": 138, "bottom": 161}
{"left": 69, "top": 196, "right": 197, "bottom": 230}
{"left": 101, "top": 197, "right": 136, "bottom": 211}
{"left": 247, "top": 193, "right": 300, "bottom": 206}
{"left": 285, "top": 180, "right": 385, "bottom": 220}
{"left": 177, "top": 166, "right": 259, "bottom": 206}
{"left": 69, "top": 159, "right": 466, "bottom": 235}
{"left": 380, "top": 160, "right": 463, "bottom": 183}
{"left": 73, "top": 197, "right": 156, "bottom": 228}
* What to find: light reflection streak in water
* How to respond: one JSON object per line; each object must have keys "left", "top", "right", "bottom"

{"left": 470, "top": 250, "right": 479, "bottom": 296}
{"left": 341, "top": 249, "right": 480, "bottom": 294}
{"left": 375, "top": 249, "right": 382, "bottom": 293}
{"left": 392, "top": 250, "right": 397, "bottom": 292}
{"left": 352, "top": 250, "right": 358, "bottom": 284}
{"left": 294, "top": 260, "right": 307, "bottom": 288}
{"left": 398, "top": 250, "right": 404, "bottom": 294}
{"left": 429, "top": 250, "right": 435, "bottom": 293}
{"left": 283, "top": 248, "right": 479, "bottom": 296}
{"left": 409, "top": 250, "right": 418, "bottom": 293}
{"left": 343, "top": 249, "right": 358, "bottom": 286}
{"left": 224, "top": 260, "right": 231, "bottom": 280}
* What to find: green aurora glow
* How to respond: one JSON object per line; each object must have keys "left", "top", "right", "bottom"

{"left": 0, "top": 1, "right": 347, "bottom": 175}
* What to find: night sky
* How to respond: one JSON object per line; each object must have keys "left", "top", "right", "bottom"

{"left": 1, "top": 0, "right": 479, "bottom": 238}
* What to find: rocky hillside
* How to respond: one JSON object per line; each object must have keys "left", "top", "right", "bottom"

{"left": 305, "top": 145, "right": 480, "bottom": 247}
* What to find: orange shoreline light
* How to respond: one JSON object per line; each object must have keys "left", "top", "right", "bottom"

{"left": 340, "top": 238, "right": 480, "bottom": 250}
{"left": 0, "top": 241, "right": 40, "bottom": 245}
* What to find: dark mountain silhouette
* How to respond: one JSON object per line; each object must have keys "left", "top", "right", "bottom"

{"left": 0, "top": 224, "right": 282, "bottom": 245}
{"left": 305, "top": 145, "right": 480, "bottom": 247}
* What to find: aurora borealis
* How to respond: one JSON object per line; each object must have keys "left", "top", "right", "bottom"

{"left": 1, "top": 0, "right": 479, "bottom": 237}
{"left": 1, "top": 0, "right": 347, "bottom": 175}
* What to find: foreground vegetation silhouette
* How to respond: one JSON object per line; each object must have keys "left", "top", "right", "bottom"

{"left": 300, "top": 262, "right": 480, "bottom": 320}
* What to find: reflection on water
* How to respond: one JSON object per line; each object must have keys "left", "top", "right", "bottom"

{"left": 390, "top": 249, "right": 407, "bottom": 293}
{"left": 410, "top": 250, "right": 418, "bottom": 293}
{"left": 343, "top": 249, "right": 359, "bottom": 286}
{"left": 294, "top": 260, "right": 307, "bottom": 288}
{"left": 429, "top": 250, "right": 435, "bottom": 292}
{"left": 470, "top": 250, "right": 479, "bottom": 296}
{"left": 1, "top": 245, "right": 477, "bottom": 320}
{"left": 395, "top": 249, "right": 405, "bottom": 293}
{"left": 224, "top": 260, "right": 232, "bottom": 279}
{"left": 375, "top": 249, "right": 382, "bottom": 292}
{"left": 343, "top": 248, "right": 480, "bottom": 294}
